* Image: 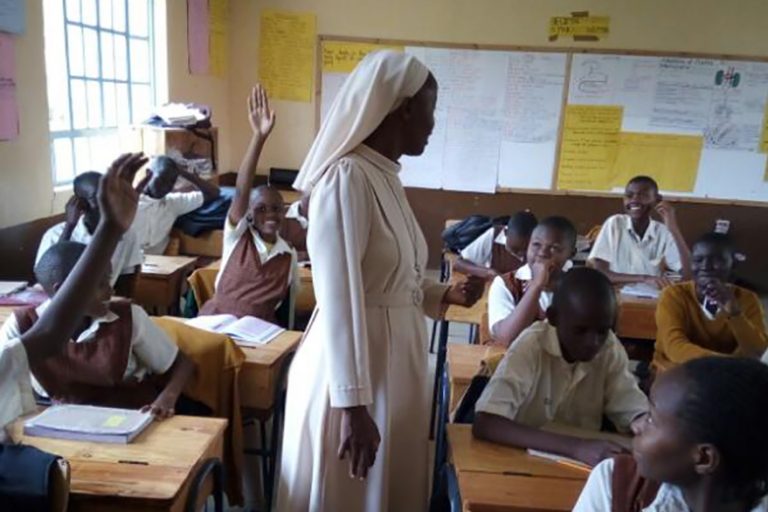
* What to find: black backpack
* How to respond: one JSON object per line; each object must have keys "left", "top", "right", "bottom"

{"left": 441, "top": 215, "right": 510, "bottom": 253}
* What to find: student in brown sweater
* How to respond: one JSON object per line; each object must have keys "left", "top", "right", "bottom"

{"left": 653, "top": 232, "right": 768, "bottom": 370}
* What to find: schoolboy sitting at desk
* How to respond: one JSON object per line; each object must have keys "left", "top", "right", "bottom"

{"left": 574, "top": 357, "right": 768, "bottom": 511}
{"left": 473, "top": 268, "right": 649, "bottom": 467}
{"left": 0, "top": 152, "right": 146, "bottom": 436}
{"left": 280, "top": 192, "right": 310, "bottom": 262}
{"left": 454, "top": 210, "right": 538, "bottom": 280}
{"left": 487, "top": 216, "right": 576, "bottom": 347}
{"left": 36, "top": 171, "right": 143, "bottom": 296}
{"left": 653, "top": 232, "right": 767, "bottom": 370}
{"left": 588, "top": 176, "right": 691, "bottom": 286}
{"left": 133, "top": 155, "right": 221, "bottom": 255}
{"left": 1, "top": 241, "right": 195, "bottom": 419}
{"left": 199, "top": 85, "right": 298, "bottom": 321}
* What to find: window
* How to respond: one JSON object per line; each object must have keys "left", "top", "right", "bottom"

{"left": 43, "top": 0, "right": 158, "bottom": 186}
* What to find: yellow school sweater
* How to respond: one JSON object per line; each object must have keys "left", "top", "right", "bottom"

{"left": 653, "top": 281, "right": 768, "bottom": 369}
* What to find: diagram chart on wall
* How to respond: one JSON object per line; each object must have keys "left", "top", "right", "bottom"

{"left": 560, "top": 54, "right": 768, "bottom": 202}
{"left": 320, "top": 41, "right": 568, "bottom": 193}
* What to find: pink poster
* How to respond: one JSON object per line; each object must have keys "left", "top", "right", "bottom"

{"left": 0, "top": 33, "right": 19, "bottom": 140}
{"left": 187, "top": 0, "right": 210, "bottom": 74}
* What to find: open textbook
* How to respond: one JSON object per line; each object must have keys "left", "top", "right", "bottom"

{"left": 24, "top": 405, "right": 153, "bottom": 444}
{"left": 186, "top": 314, "right": 285, "bottom": 346}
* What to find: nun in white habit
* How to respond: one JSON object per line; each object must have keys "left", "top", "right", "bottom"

{"left": 276, "top": 51, "right": 483, "bottom": 511}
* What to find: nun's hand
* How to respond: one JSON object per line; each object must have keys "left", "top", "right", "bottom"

{"left": 443, "top": 276, "right": 485, "bottom": 307}
{"left": 338, "top": 406, "right": 381, "bottom": 480}
{"left": 247, "top": 84, "right": 276, "bottom": 139}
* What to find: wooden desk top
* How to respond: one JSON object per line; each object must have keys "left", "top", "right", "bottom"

{"left": 141, "top": 255, "right": 198, "bottom": 276}
{"left": 240, "top": 330, "right": 302, "bottom": 368}
{"left": 458, "top": 471, "right": 585, "bottom": 512}
{"left": 11, "top": 415, "right": 227, "bottom": 502}
{"left": 448, "top": 344, "right": 505, "bottom": 387}
{"left": 447, "top": 424, "right": 589, "bottom": 481}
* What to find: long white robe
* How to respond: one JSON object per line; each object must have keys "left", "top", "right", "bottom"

{"left": 276, "top": 144, "right": 448, "bottom": 511}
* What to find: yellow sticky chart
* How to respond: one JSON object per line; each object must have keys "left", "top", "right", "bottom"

{"left": 760, "top": 101, "right": 768, "bottom": 153}
{"left": 321, "top": 41, "right": 404, "bottom": 74}
{"left": 556, "top": 105, "right": 623, "bottom": 191}
{"left": 209, "top": 0, "right": 229, "bottom": 77}
{"left": 258, "top": 10, "right": 316, "bottom": 102}
{"left": 549, "top": 15, "right": 610, "bottom": 39}
{"left": 612, "top": 133, "right": 703, "bottom": 192}
{"left": 103, "top": 415, "right": 126, "bottom": 428}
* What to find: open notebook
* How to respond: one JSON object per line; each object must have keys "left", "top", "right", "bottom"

{"left": 24, "top": 405, "right": 153, "bottom": 444}
{"left": 527, "top": 423, "right": 634, "bottom": 470}
{"left": 0, "top": 281, "right": 28, "bottom": 296}
{"left": 186, "top": 314, "right": 285, "bottom": 346}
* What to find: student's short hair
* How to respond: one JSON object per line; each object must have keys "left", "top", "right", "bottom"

{"left": 693, "top": 231, "right": 734, "bottom": 256}
{"left": 627, "top": 175, "right": 659, "bottom": 193}
{"left": 536, "top": 215, "right": 577, "bottom": 249}
{"left": 34, "top": 241, "right": 87, "bottom": 293}
{"left": 73, "top": 171, "right": 102, "bottom": 198}
{"left": 676, "top": 357, "right": 768, "bottom": 506}
{"left": 506, "top": 210, "right": 538, "bottom": 238}
{"left": 149, "top": 155, "right": 180, "bottom": 176}
{"left": 551, "top": 267, "right": 615, "bottom": 313}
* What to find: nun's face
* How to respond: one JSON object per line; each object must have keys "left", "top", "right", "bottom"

{"left": 402, "top": 77, "right": 437, "bottom": 157}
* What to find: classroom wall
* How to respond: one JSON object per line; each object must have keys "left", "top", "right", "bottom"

{"left": 0, "top": 0, "right": 235, "bottom": 229}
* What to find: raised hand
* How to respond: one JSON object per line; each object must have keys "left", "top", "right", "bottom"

{"left": 248, "top": 84, "right": 276, "bottom": 139}
{"left": 655, "top": 201, "right": 678, "bottom": 228}
{"left": 134, "top": 169, "right": 153, "bottom": 195}
{"left": 64, "top": 195, "right": 85, "bottom": 227}
{"left": 98, "top": 152, "right": 148, "bottom": 234}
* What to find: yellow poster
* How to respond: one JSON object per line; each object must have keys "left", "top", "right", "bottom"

{"left": 549, "top": 15, "right": 610, "bottom": 40}
{"left": 258, "top": 9, "right": 317, "bottom": 102}
{"left": 322, "top": 41, "right": 403, "bottom": 74}
{"left": 209, "top": 0, "right": 228, "bottom": 77}
{"left": 556, "top": 105, "right": 623, "bottom": 191}
{"left": 611, "top": 132, "right": 703, "bottom": 192}
{"left": 760, "top": 100, "right": 768, "bottom": 153}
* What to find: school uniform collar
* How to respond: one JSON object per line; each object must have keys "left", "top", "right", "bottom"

{"left": 515, "top": 260, "right": 574, "bottom": 281}
{"left": 645, "top": 483, "right": 768, "bottom": 511}
{"left": 285, "top": 201, "right": 308, "bottom": 229}
{"left": 493, "top": 229, "right": 507, "bottom": 245}
{"left": 36, "top": 299, "right": 119, "bottom": 343}
{"left": 620, "top": 214, "right": 661, "bottom": 243}
{"left": 355, "top": 144, "right": 402, "bottom": 175}
{"left": 248, "top": 227, "right": 293, "bottom": 258}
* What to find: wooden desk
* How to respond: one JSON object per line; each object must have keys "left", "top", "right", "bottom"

{"left": 11, "top": 415, "right": 226, "bottom": 511}
{"left": 135, "top": 255, "right": 198, "bottom": 316}
{"left": 458, "top": 472, "right": 585, "bottom": 512}
{"left": 616, "top": 294, "right": 658, "bottom": 341}
{"left": 239, "top": 330, "right": 303, "bottom": 410}
{"left": 447, "top": 344, "right": 505, "bottom": 411}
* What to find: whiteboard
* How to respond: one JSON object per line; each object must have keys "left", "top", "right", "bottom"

{"left": 563, "top": 54, "right": 768, "bottom": 202}
{"left": 320, "top": 45, "right": 568, "bottom": 193}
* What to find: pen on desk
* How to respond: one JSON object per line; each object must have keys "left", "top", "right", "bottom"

{"left": 557, "top": 459, "right": 592, "bottom": 473}
{"left": 118, "top": 459, "right": 149, "bottom": 465}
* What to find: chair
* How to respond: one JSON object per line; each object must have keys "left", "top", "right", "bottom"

{"left": 184, "top": 458, "right": 224, "bottom": 512}
{"left": 242, "top": 351, "right": 296, "bottom": 511}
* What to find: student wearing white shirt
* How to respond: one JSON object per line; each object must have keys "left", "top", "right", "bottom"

{"left": 199, "top": 86, "right": 298, "bottom": 322}
{"left": 280, "top": 193, "right": 310, "bottom": 261}
{"left": 36, "top": 171, "right": 143, "bottom": 295}
{"left": 573, "top": 357, "right": 768, "bottom": 512}
{"left": 1, "top": 152, "right": 144, "bottom": 442}
{"left": 473, "top": 268, "right": 649, "bottom": 467}
{"left": 487, "top": 216, "right": 576, "bottom": 347}
{"left": 454, "top": 210, "right": 538, "bottom": 281}
{"left": 133, "top": 156, "right": 221, "bottom": 255}
{"left": 588, "top": 176, "right": 691, "bottom": 286}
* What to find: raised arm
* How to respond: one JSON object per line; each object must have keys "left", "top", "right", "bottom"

{"left": 490, "top": 262, "right": 551, "bottom": 347}
{"left": 229, "top": 84, "right": 276, "bottom": 225}
{"left": 177, "top": 167, "right": 220, "bottom": 205}
{"left": 22, "top": 153, "right": 147, "bottom": 365}
{"left": 655, "top": 202, "right": 692, "bottom": 280}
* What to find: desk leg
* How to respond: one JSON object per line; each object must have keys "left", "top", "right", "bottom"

{"left": 430, "top": 319, "right": 450, "bottom": 440}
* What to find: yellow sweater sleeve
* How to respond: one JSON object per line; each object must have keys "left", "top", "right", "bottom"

{"left": 728, "top": 291, "right": 768, "bottom": 357}
{"left": 655, "top": 286, "right": 724, "bottom": 364}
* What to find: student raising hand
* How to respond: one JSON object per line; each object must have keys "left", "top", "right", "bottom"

{"left": 100, "top": 152, "right": 149, "bottom": 231}
{"left": 248, "top": 84, "right": 276, "bottom": 139}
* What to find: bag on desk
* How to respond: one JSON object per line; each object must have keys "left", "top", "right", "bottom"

{"left": 0, "top": 443, "right": 68, "bottom": 511}
{"left": 441, "top": 215, "right": 510, "bottom": 253}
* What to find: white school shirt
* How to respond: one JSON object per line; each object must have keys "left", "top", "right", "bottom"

{"left": 285, "top": 200, "right": 309, "bottom": 229}
{"left": 217, "top": 216, "right": 299, "bottom": 298}
{"left": 574, "top": 458, "right": 768, "bottom": 511}
{"left": 487, "top": 261, "right": 574, "bottom": 338}
{"left": 588, "top": 214, "right": 682, "bottom": 276}
{"left": 459, "top": 226, "right": 510, "bottom": 267}
{"left": 0, "top": 337, "right": 36, "bottom": 440}
{"left": 475, "top": 321, "right": 649, "bottom": 432}
{"left": 0, "top": 299, "right": 178, "bottom": 398}
{"left": 35, "top": 219, "right": 143, "bottom": 286}
{"left": 135, "top": 191, "right": 205, "bottom": 255}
